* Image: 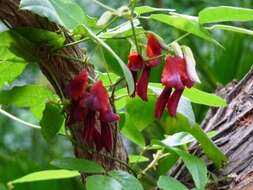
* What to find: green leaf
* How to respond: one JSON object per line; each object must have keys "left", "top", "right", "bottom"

{"left": 109, "top": 170, "right": 144, "bottom": 190}
{"left": 125, "top": 96, "right": 155, "bottom": 131}
{"left": 162, "top": 114, "right": 227, "bottom": 168}
{"left": 14, "top": 27, "right": 65, "bottom": 49}
{"left": 135, "top": 6, "right": 175, "bottom": 15}
{"left": 150, "top": 13, "right": 221, "bottom": 46}
{"left": 208, "top": 24, "right": 253, "bottom": 36}
{"left": 8, "top": 170, "right": 79, "bottom": 185}
{"left": 51, "top": 157, "right": 105, "bottom": 173}
{"left": 158, "top": 176, "right": 188, "bottom": 190}
{"left": 158, "top": 153, "right": 179, "bottom": 175}
{"left": 162, "top": 132, "right": 195, "bottom": 147}
{"left": 0, "top": 61, "right": 26, "bottom": 89}
{"left": 40, "top": 102, "right": 64, "bottom": 141}
{"left": 81, "top": 24, "right": 135, "bottom": 95}
{"left": 184, "top": 87, "right": 226, "bottom": 107}
{"left": 0, "top": 85, "right": 58, "bottom": 120}
{"left": 173, "top": 148, "right": 207, "bottom": 190}
{"left": 20, "top": 0, "right": 87, "bottom": 29}
{"left": 121, "top": 113, "right": 145, "bottom": 148}
{"left": 86, "top": 175, "right": 122, "bottom": 190}
{"left": 199, "top": 6, "right": 253, "bottom": 24}
{"left": 128, "top": 155, "right": 149, "bottom": 164}
{"left": 98, "top": 72, "right": 120, "bottom": 87}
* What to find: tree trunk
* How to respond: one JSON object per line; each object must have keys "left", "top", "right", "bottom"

{"left": 0, "top": 0, "right": 128, "bottom": 174}
{"left": 172, "top": 66, "right": 253, "bottom": 190}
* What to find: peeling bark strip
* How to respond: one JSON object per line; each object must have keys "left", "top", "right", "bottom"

{"left": 0, "top": 0, "right": 128, "bottom": 172}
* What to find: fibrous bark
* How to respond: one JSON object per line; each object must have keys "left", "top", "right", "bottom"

{"left": 0, "top": 0, "right": 128, "bottom": 174}
{"left": 172, "top": 66, "right": 253, "bottom": 190}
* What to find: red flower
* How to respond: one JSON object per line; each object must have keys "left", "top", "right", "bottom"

{"left": 161, "top": 56, "right": 193, "bottom": 90}
{"left": 135, "top": 33, "right": 163, "bottom": 101}
{"left": 66, "top": 71, "right": 119, "bottom": 152}
{"left": 155, "top": 48, "right": 200, "bottom": 118}
{"left": 66, "top": 70, "right": 88, "bottom": 101}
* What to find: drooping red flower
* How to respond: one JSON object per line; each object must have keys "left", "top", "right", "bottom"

{"left": 155, "top": 47, "right": 200, "bottom": 118}
{"left": 135, "top": 33, "right": 163, "bottom": 101}
{"left": 66, "top": 70, "right": 88, "bottom": 100}
{"left": 66, "top": 71, "right": 119, "bottom": 152}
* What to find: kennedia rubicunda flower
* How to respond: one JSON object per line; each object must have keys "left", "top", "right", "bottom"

{"left": 155, "top": 43, "right": 200, "bottom": 118}
{"left": 128, "top": 33, "right": 163, "bottom": 101}
{"left": 66, "top": 70, "right": 119, "bottom": 152}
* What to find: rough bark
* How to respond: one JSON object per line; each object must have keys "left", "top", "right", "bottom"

{"left": 0, "top": 0, "right": 128, "bottom": 173}
{"left": 171, "top": 66, "right": 253, "bottom": 190}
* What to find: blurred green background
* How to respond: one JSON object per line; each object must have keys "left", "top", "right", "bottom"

{"left": 0, "top": 0, "right": 253, "bottom": 189}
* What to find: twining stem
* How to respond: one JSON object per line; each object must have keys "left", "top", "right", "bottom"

{"left": 0, "top": 107, "right": 40, "bottom": 129}
{"left": 64, "top": 37, "right": 89, "bottom": 48}
{"left": 110, "top": 77, "right": 125, "bottom": 100}
{"left": 129, "top": 0, "right": 141, "bottom": 54}
{"left": 139, "top": 150, "right": 169, "bottom": 177}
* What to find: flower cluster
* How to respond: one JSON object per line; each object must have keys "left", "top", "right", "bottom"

{"left": 66, "top": 70, "right": 119, "bottom": 152}
{"left": 128, "top": 33, "right": 200, "bottom": 118}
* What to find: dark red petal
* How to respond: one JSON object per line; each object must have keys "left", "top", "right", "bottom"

{"left": 130, "top": 71, "right": 137, "bottom": 97}
{"left": 146, "top": 59, "right": 160, "bottom": 67}
{"left": 93, "top": 128, "right": 103, "bottom": 151}
{"left": 155, "top": 87, "right": 172, "bottom": 119}
{"left": 68, "top": 101, "right": 87, "bottom": 125}
{"left": 146, "top": 33, "right": 162, "bottom": 58}
{"left": 83, "top": 112, "right": 96, "bottom": 145}
{"left": 161, "top": 56, "right": 184, "bottom": 89}
{"left": 91, "top": 80, "right": 110, "bottom": 112}
{"left": 79, "top": 93, "right": 101, "bottom": 111}
{"left": 101, "top": 122, "right": 113, "bottom": 152}
{"left": 100, "top": 110, "right": 120, "bottom": 122}
{"left": 66, "top": 70, "right": 88, "bottom": 100}
{"left": 136, "top": 66, "right": 150, "bottom": 101}
{"left": 167, "top": 89, "right": 183, "bottom": 117}
{"left": 128, "top": 51, "right": 144, "bottom": 71}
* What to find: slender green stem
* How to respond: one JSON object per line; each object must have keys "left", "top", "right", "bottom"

{"left": 92, "top": 0, "right": 116, "bottom": 12}
{"left": 0, "top": 107, "right": 40, "bottom": 129}
{"left": 64, "top": 37, "right": 89, "bottom": 48}
{"left": 168, "top": 33, "right": 190, "bottom": 45}
{"left": 129, "top": 1, "right": 140, "bottom": 54}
